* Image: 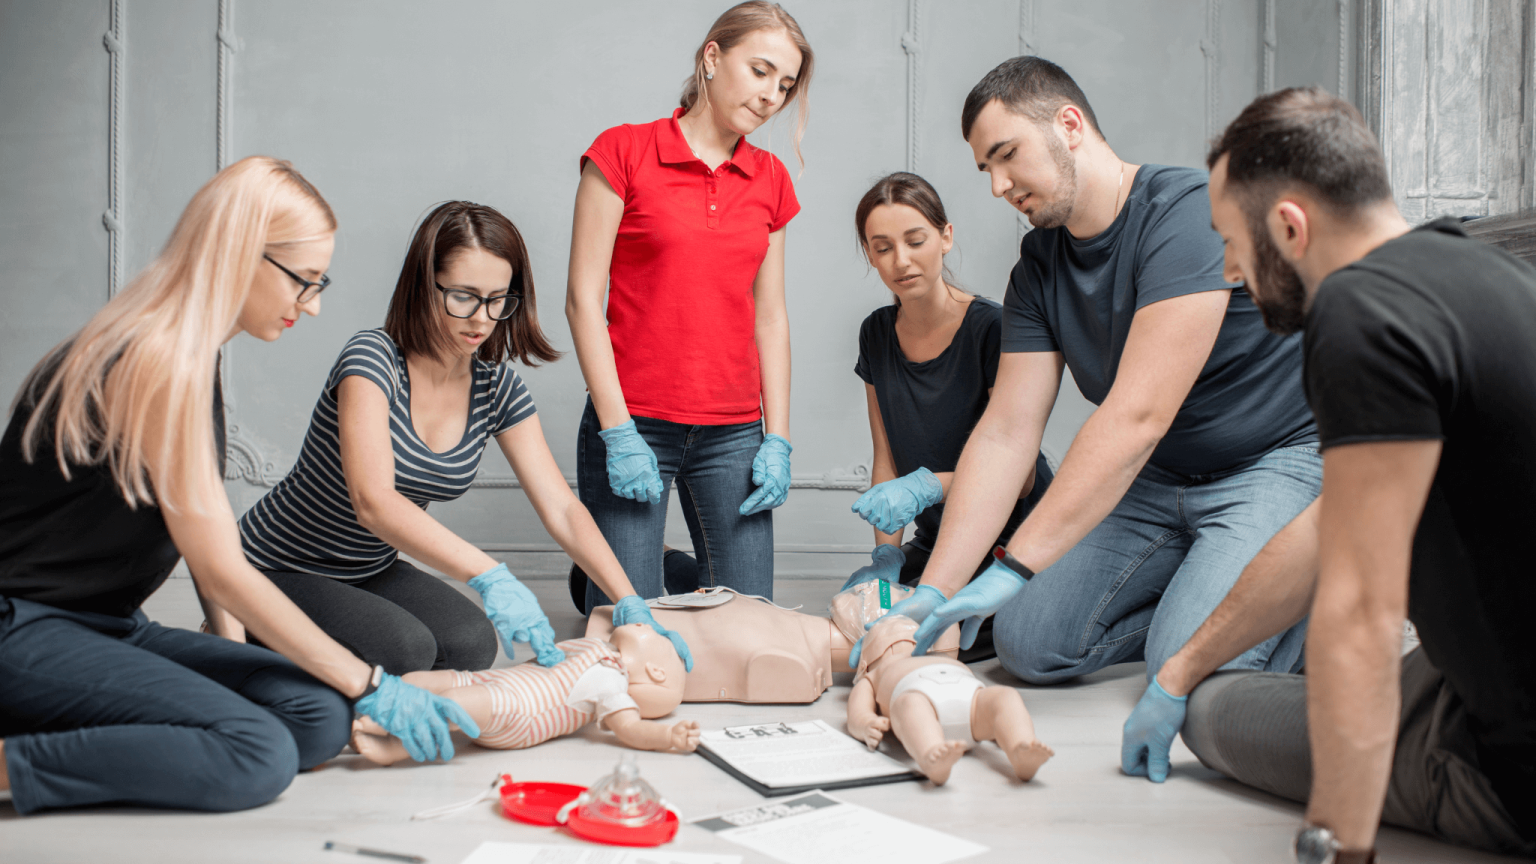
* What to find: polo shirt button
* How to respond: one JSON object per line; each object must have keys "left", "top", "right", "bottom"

{"left": 710, "top": 204, "right": 717, "bottom": 210}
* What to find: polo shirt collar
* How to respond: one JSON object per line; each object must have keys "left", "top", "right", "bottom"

{"left": 659, "top": 107, "right": 756, "bottom": 177}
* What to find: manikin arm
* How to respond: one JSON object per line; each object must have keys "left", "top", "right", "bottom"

{"left": 603, "top": 708, "right": 701, "bottom": 753}
{"left": 845, "top": 676, "right": 888, "bottom": 749}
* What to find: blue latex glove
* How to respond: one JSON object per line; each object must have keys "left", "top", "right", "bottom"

{"left": 847, "top": 583, "right": 947, "bottom": 668}
{"left": 739, "top": 434, "right": 792, "bottom": 516}
{"left": 599, "top": 421, "right": 663, "bottom": 504}
{"left": 469, "top": 563, "right": 566, "bottom": 667}
{"left": 1120, "top": 678, "right": 1189, "bottom": 783}
{"left": 612, "top": 594, "right": 695, "bottom": 672}
{"left": 911, "top": 560, "right": 1027, "bottom": 656}
{"left": 851, "top": 468, "right": 944, "bottom": 535}
{"left": 355, "top": 671, "right": 481, "bottom": 763}
{"left": 840, "top": 544, "right": 906, "bottom": 592}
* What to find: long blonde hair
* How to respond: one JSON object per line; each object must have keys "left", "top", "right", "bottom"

{"left": 679, "top": 1, "right": 815, "bottom": 169}
{"left": 16, "top": 156, "right": 336, "bottom": 514}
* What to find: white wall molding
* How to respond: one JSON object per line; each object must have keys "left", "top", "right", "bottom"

{"left": 1261, "top": 0, "right": 1276, "bottom": 92}
{"left": 902, "top": 0, "right": 923, "bottom": 173}
{"left": 1202, "top": 0, "right": 1223, "bottom": 142}
{"left": 102, "top": 0, "right": 125, "bottom": 297}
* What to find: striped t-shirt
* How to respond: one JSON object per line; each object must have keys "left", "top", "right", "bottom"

{"left": 239, "top": 329, "right": 535, "bottom": 580}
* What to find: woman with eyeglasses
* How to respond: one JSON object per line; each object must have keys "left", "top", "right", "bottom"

{"left": 237, "top": 201, "right": 690, "bottom": 677}
{"left": 0, "top": 158, "right": 475, "bottom": 815}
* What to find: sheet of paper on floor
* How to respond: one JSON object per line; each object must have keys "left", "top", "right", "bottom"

{"left": 697, "top": 720, "right": 915, "bottom": 789}
{"left": 458, "top": 841, "right": 741, "bottom": 864}
{"left": 691, "top": 791, "right": 988, "bottom": 864}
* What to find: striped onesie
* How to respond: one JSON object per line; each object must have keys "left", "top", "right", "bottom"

{"left": 452, "top": 637, "right": 638, "bottom": 750}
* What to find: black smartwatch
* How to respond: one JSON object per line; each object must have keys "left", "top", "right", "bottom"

{"left": 354, "top": 664, "right": 385, "bottom": 704}
{"left": 992, "top": 546, "right": 1035, "bottom": 581}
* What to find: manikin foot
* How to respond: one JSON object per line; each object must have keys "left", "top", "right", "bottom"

{"left": 1006, "top": 740, "right": 1054, "bottom": 781}
{"left": 917, "top": 740, "right": 968, "bottom": 785}
{"left": 350, "top": 718, "right": 407, "bottom": 766}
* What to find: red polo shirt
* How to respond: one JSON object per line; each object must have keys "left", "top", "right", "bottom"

{"left": 581, "top": 108, "right": 800, "bottom": 425}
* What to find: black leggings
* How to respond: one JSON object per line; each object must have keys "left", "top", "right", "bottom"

{"left": 260, "top": 560, "right": 497, "bottom": 675}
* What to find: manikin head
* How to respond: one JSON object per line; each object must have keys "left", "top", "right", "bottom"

{"left": 679, "top": 2, "right": 814, "bottom": 165}
{"left": 610, "top": 623, "right": 687, "bottom": 718}
{"left": 855, "top": 172, "right": 958, "bottom": 306}
{"left": 384, "top": 201, "right": 560, "bottom": 368}
{"left": 855, "top": 614, "right": 921, "bottom": 679}
{"left": 831, "top": 581, "right": 961, "bottom": 661}
{"left": 1206, "top": 87, "right": 1399, "bottom": 334}
{"left": 961, "top": 57, "right": 1106, "bottom": 230}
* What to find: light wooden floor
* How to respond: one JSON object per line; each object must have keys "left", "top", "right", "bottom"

{"left": 1, "top": 572, "right": 1517, "bottom": 864}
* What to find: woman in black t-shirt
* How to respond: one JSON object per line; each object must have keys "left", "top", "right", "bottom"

{"left": 0, "top": 158, "right": 473, "bottom": 815}
{"left": 846, "top": 174, "right": 1053, "bottom": 617}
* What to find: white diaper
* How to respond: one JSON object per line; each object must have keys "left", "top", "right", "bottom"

{"left": 888, "top": 664, "right": 983, "bottom": 744}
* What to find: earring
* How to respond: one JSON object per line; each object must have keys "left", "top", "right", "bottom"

{"left": 705, "top": 71, "right": 714, "bottom": 80}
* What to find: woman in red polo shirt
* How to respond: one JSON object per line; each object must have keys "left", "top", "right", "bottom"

{"left": 565, "top": 1, "right": 813, "bottom": 612}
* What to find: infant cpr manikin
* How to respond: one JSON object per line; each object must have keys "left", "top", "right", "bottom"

{"left": 848, "top": 614, "right": 1053, "bottom": 785}
{"left": 586, "top": 582, "right": 960, "bottom": 704}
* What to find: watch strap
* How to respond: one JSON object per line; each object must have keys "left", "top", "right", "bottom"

{"left": 354, "top": 664, "right": 385, "bottom": 704}
{"left": 992, "top": 545, "right": 1036, "bottom": 581}
{"left": 1335, "top": 851, "right": 1378, "bottom": 864}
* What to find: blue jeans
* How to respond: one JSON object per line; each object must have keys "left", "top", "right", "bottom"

{"left": 577, "top": 399, "right": 773, "bottom": 610}
{"left": 993, "top": 444, "right": 1322, "bottom": 685}
{"left": 0, "top": 596, "right": 350, "bottom": 814}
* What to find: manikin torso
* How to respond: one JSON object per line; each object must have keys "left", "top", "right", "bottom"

{"left": 586, "top": 585, "right": 959, "bottom": 704}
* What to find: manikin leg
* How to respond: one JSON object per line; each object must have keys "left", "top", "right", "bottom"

{"left": 888, "top": 691, "right": 968, "bottom": 785}
{"left": 351, "top": 677, "right": 491, "bottom": 765}
{"left": 969, "top": 686, "right": 1053, "bottom": 781}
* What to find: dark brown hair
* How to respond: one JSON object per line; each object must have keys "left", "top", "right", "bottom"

{"left": 854, "top": 172, "right": 960, "bottom": 293}
{"left": 680, "top": 1, "right": 815, "bottom": 168}
{"left": 1207, "top": 87, "right": 1393, "bottom": 226}
{"left": 384, "top": 201, "right": 560, "bottom": 367}
{"left": 961, "top": 56, "right": 1102, "bottom": 143}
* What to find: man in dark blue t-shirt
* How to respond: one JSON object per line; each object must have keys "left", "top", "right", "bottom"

{"left": 882, "top": 58, "right": 1321, "bottom": 691}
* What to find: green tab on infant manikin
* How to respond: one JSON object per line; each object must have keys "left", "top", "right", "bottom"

{"left": 586, "top": 582, "right": 961, "bottom": 704}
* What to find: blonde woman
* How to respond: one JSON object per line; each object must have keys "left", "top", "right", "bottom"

{"left": 566, "top": 1, "right": 812, "bottom": 613}
{"left": 0, "top": 157, "right": 474, "bottom": 815}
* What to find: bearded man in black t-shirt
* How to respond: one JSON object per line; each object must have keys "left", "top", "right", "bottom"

{"left": 1120, "top": 87, "right": 1536, "bottom": 861}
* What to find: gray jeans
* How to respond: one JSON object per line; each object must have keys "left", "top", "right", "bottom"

{"left": 1183, "top": 647, "right": 1536, "bottom": 857}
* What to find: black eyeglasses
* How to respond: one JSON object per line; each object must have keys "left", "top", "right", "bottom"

{"left": 435, "top": 282, "right": 521, "bottom": 321}
{"left": 264, "top": 253, "right": 331, "bottom": 304}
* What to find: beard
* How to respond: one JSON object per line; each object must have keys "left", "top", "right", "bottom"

{"left": 1248, "top": 220, "right": 1310, "bottom": 335}
{"left": 1023, "top": 130, "right": 1078, "bottom": 230}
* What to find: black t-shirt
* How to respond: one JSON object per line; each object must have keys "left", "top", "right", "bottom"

{"left": 1304, "top": 218, "right": 1536, "bottom": 834}
{"left": 1004, "top": 165, "right": 1317, "bottom": 475}
{"left": 855, "top": 297, "right": 1047, "bottom": 548}
{"left": 0, "top": 356, "right": 224, "bottom": 618}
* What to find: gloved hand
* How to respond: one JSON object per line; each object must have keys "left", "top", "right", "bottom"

{"left": 851, "top": 468, "right": 944, "bottom": 535}
{"left": 739, "top": 434, "right": 792, "bottom": 516}
{"left": 1120, "top": 677, "right": 1189, "bottom": 783}
{"left": 840, "top": 544, "right": 906, "bottom": 592}
{"left": 354, "top": 671, "right": 481, "bottom": 762}
{"left": 599, "top": 421, "right": 663, "bottom": 504}
{"left": 613, "top": 594, "right": 695, "bottom": 672}
{"left": 911, "top": 560, "right": 1027, "bottom": 655}
{"left": 847, "top": 583, "right": 947, "bottom": 668}
{"left": 469, "top": 563, "right": 566, "bottom": 667}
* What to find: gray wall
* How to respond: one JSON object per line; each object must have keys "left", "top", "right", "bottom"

{"left": 0, "top": 0, "right": 1358, "bottom": 578}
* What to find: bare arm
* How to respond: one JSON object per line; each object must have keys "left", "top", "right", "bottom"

{"left": 1157, "top": 498, "right": 1320, "bottom": 696}
{"left": 494, "top": 415, "right": 638, "bottom": 604}
{"left": 754, "top": 228, "right": 791, "bottom": 440}
{"left": 1306, "top": 440, "right": 1438, "bottom": 851}
{"left": 1000, "top": 290, "right": 1229, "bottom": 575}
{"left": 845, "top": 676, "right": 888, "bottom": 749}
{"left": 565, "top": 161, "right": 630, "bottom": 429}
{"left": 916, "top": 351, "right": 1062, "bottom": 596}
{"left": 603, "top": 708, "right": 701, "bottom": 752}
{"left": 194, "top": 577, "right": 245, "bottom": 642}
{"left": 338, "top": 375, "right": 497, "bottom": 582}
{"left": 152, "top": 449, "right": 370, "bottom": 698}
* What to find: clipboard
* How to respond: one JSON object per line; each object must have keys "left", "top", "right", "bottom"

{"left": 695, "top": 720, "right": 922, "bottom": 798}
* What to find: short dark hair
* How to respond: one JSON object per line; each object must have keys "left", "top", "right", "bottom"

{"left": 961, "top": 56, "right": 1102, "bottom": 142}
{"left": 384, "top": 201, "right": 561, "bottom": 367}
{"left": 1207, "top": 87, "right": 1393, "bottom": 221}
